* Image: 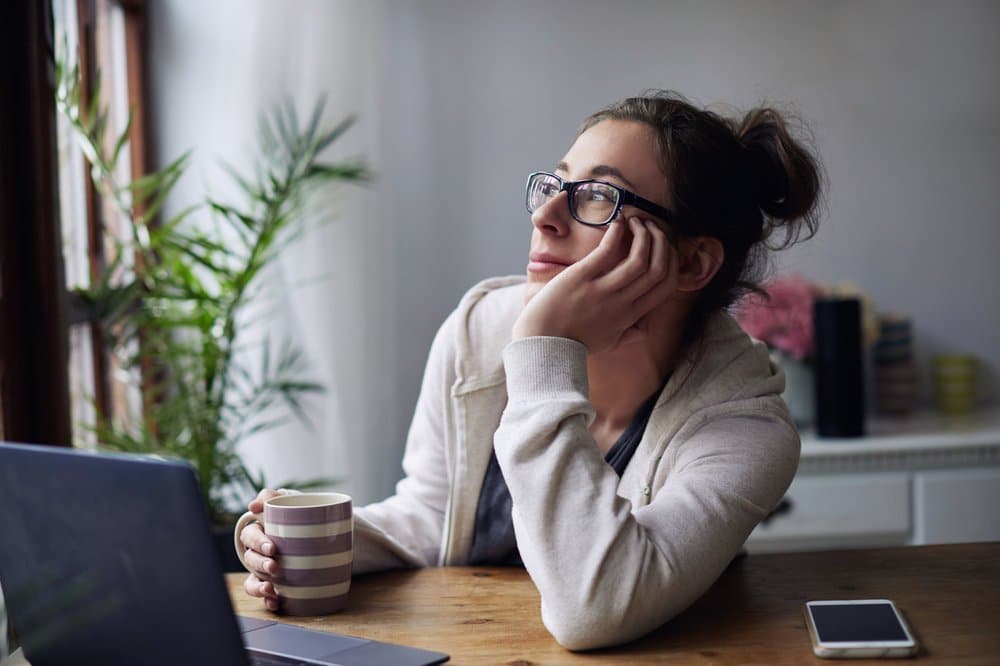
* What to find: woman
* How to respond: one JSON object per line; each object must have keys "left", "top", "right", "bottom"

{"left": 238, "top": 91, "right": 822, "bottom": 650}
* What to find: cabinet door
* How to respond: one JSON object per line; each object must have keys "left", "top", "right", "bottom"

{"left": 913, "top": 468, "right": 1000, "bottom": 544}
{"left": 746, "top": 473, "right": 911, "bottom": 553}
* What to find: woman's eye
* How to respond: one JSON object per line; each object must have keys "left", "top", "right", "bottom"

{"left": 582, "top": 187, "right": 612, "bottom": 202}
{"left": 537, "top": 182, "right": 557, "bottom": 196}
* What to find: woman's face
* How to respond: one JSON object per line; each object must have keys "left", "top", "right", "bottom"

{"left": 525, "top": 119, "right": 671, "bottom": 302}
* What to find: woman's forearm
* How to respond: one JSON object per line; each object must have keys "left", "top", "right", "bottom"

{"left": 495, "top": 336, "right": 798, "bottom": 650}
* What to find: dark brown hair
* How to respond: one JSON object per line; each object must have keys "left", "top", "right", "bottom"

{"left": 579, "top": 90, "right": 823, "bottom": 340}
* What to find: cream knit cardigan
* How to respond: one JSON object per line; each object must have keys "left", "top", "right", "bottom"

{"left": 352, "top": 276, "right": 799, "bottom": 650}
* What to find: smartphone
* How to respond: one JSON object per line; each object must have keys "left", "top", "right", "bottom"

{"left": 804, "top": 599, "right": 918, "bottom": 659}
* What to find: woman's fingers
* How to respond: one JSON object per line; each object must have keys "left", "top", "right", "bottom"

{"left": 244, "top": 574, "right": 280, "bottom": 611}
{"left": 582, "top": 216, "right": 679, "bottom": 321}
{"left": 567, "top": 215, "right": 627, "bottom": 278}
{"left": 248, "top": 488, "right": 280, "bottom": 514}
{"left": 240, "top": 521, "right": 276, "bottom": 557}
{"left": 571, "top": 215, "right": 677, "bottom": 322}
{"left": 621, "top": 219, "right": 670, "bottom": 301}
{"left": 244, "top": 573, "right": 263, "bottom": 597}
{"left": 601, "top": 217, "right": 652, "bottom": 291}
{"left": 630, "top": 238, "right": 681, "bottom": 318}
{"left": 244, "top": 573, "right": 276, "bottom": 598}
{"left": 243, "top": 546, "right": 278, "bottom": 579}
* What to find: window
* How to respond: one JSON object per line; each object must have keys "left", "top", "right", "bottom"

{"left": 0, "top": 0, "right": 151, "bottom": 447}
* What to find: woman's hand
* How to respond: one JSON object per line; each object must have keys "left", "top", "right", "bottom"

{"left": 513, "top": 216, "right": 680, "bottom": 353}
{"left": 240, "top": 488, "right": 282, "bottom": 611}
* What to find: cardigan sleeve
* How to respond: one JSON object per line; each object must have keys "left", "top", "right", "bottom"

{"left": 493, "top": 336, "right": 799, "bottom": 650}
{"left": 349, "top": 310, "right": 458, "bottom": 574}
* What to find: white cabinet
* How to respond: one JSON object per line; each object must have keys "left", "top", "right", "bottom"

{"left": 746, "top": 408, "right": 1000, "bottom": 553}
{"left": 749, "top": 473, "right": 911, "bottom": 553}
{"left": 913, "top": 468, "right": 1000, "bottom": 544}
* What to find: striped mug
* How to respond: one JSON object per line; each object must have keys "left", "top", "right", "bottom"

{"left": 234, "top": 492, "right": 353, "bottom": 615}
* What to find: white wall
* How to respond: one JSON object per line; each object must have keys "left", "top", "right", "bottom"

{"left": 150, "top": 1, "right": 1000, "bottom": 502}
{"left": 380, "top": 0, "right": 1000, "bottom": 423}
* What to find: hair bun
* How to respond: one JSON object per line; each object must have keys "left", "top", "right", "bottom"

{"left": 742, "top": 135, "right": 789, "bottom": 212}
{"left": 737, "top": 107, "right": 822, "bottom": 247}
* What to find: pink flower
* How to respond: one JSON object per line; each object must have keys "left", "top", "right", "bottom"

{"left": 735, "top": 275, "right": 822, "bottom": 361}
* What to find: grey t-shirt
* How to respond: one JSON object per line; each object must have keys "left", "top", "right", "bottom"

{"left": 468, "top": 387, "right": 662, "bottom": 566}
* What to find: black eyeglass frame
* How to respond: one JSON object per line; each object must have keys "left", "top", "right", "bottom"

{"left": 525, "top": 170, "right": 675, "bottom": 227}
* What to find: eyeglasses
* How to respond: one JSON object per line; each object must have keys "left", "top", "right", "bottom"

{"left": 525, "top": 171, "right": 674, "bottom": 227}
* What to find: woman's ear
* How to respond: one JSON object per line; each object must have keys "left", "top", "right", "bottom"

{"left": 676, "top": 236, "right": 725, "bottom": 292}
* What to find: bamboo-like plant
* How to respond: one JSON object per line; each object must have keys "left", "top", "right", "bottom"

{"left": 55, "top": 54, "right": 367, "bottom": 524}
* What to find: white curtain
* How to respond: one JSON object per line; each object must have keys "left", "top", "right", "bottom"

{"left": 149, "top": 0, "right": 396, "bottom": 505}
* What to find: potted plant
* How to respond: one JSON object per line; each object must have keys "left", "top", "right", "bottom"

{"left": 55, "top": 54, "right": 366, "bottom": 566}
{"left": 735, "top": 275, "right": 822, "bottom": 426}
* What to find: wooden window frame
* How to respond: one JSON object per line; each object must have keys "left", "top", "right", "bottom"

{"left": 0, "top": 0, "right": 152, "bottom": 446}
{"left": 0, "top": 0, "right": 71, "bottom": 446}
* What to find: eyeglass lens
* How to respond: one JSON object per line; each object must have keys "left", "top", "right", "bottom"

{"left": 527, "top": 173, "right": 620, "bottom": 225}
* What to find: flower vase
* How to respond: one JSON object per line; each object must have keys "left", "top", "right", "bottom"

{"left": 775, "top": 351, "right": 815, "bottom": 427}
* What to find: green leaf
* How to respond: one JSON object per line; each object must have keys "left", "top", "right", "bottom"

{"left": 242, "top": 416, "right": 294, "bottom": 438}
{"left": 138, "top": 160, "right": 188, "bottom": 226}
{"left": 162, "top": 237, "right": 232, "bottom": 279}
{"left": 207, "top": 200, "right": 258, "bottom": 233}
{"left": 306, "top": 161, "right": 370, "bottom": 182}
{"left": 304, "top": 96, "right": 327, "bottom": 148}
{"left": 219, "top": 160, "right": 258, "bottom": 199}
{"left": 85, "top": 71, "right": 103, "bottom": 132}
{"left": 273, "top": 106, "right": 294, "bottom": 156}
{"left": 150, "top": 203, "right": 201, "bottom": 245}
{"left": 110, "top": 110, "right": 134, "bottom": 167}
{"left": 125, "top": 150, "right": 190, "bottom": 202}
{"left": 315, "top": 115, "right": 356, "bottom": 153}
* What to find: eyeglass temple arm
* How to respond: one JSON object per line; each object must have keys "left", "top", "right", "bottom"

{"left": 619, "top": 190, "right": 674, "bottom": 225}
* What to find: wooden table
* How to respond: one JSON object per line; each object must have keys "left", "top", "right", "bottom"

{"left": 227, "top": 543, "right": 1000, "bottom": 665}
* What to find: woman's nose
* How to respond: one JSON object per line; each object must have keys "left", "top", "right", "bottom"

{"left": 530, "top": 193, "right": 572, "bottom": 237}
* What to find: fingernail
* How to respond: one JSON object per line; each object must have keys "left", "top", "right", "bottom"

{"left": 262, "top": 542, "right": 274, "bottom": 556}
{"left": 266, "top": 560, "right": 276, "bottom": 575}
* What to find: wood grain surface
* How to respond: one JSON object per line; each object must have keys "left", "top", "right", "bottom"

{"left": 227, "top": 543, "right": 1000, "bottom": 665}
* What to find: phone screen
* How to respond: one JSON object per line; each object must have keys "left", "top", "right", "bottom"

{"left": 809, "top": 602, "right": 908, "bottom": 643}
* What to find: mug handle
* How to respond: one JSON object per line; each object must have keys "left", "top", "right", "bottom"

{"left": 233, "top": 511, "right": 262, "bottom": 572}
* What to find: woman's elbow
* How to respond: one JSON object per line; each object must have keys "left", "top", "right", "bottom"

{"left": 540, "top": 600, "right": 659, "bottom": 652}
{"left": 544, "top": 616, "right": 610, "bottom": 652}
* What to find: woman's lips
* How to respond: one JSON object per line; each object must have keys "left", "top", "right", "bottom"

{"left": 527, "top": 252, "right": 572, "bottom": 274}
{"left": 527, "top": 261, "right": 565, "bottom": 273}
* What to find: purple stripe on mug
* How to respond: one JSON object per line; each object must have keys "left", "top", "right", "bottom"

{"left": 279, "top": 564, "right": 352, "bottom": 587}
{"left": 281, "top": 595, "right": 349, "bottom": 616}
{"left": 266, "top": 501, "right": 352, "bottom": 525}
{"left": 269, "top": 532, "right": 352, "bottom": 556}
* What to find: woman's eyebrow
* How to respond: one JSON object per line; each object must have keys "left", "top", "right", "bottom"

{"left": 555, "top": 161, "right": 637, "bottom": 190}
{"left": 589, "top": 165, "right": 637, "bottom": 190}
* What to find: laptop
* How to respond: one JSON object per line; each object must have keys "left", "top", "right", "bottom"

{"left": 0, "top": 442, "right": 449, "bottom": 666}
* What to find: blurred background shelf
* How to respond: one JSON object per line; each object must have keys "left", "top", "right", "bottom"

{"left": 746, "top": 406, "right": 1000, "bottom": 553}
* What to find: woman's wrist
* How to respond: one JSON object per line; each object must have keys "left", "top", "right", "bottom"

{"left": 502, "top": 336, "right": 589, "bottom": 401}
